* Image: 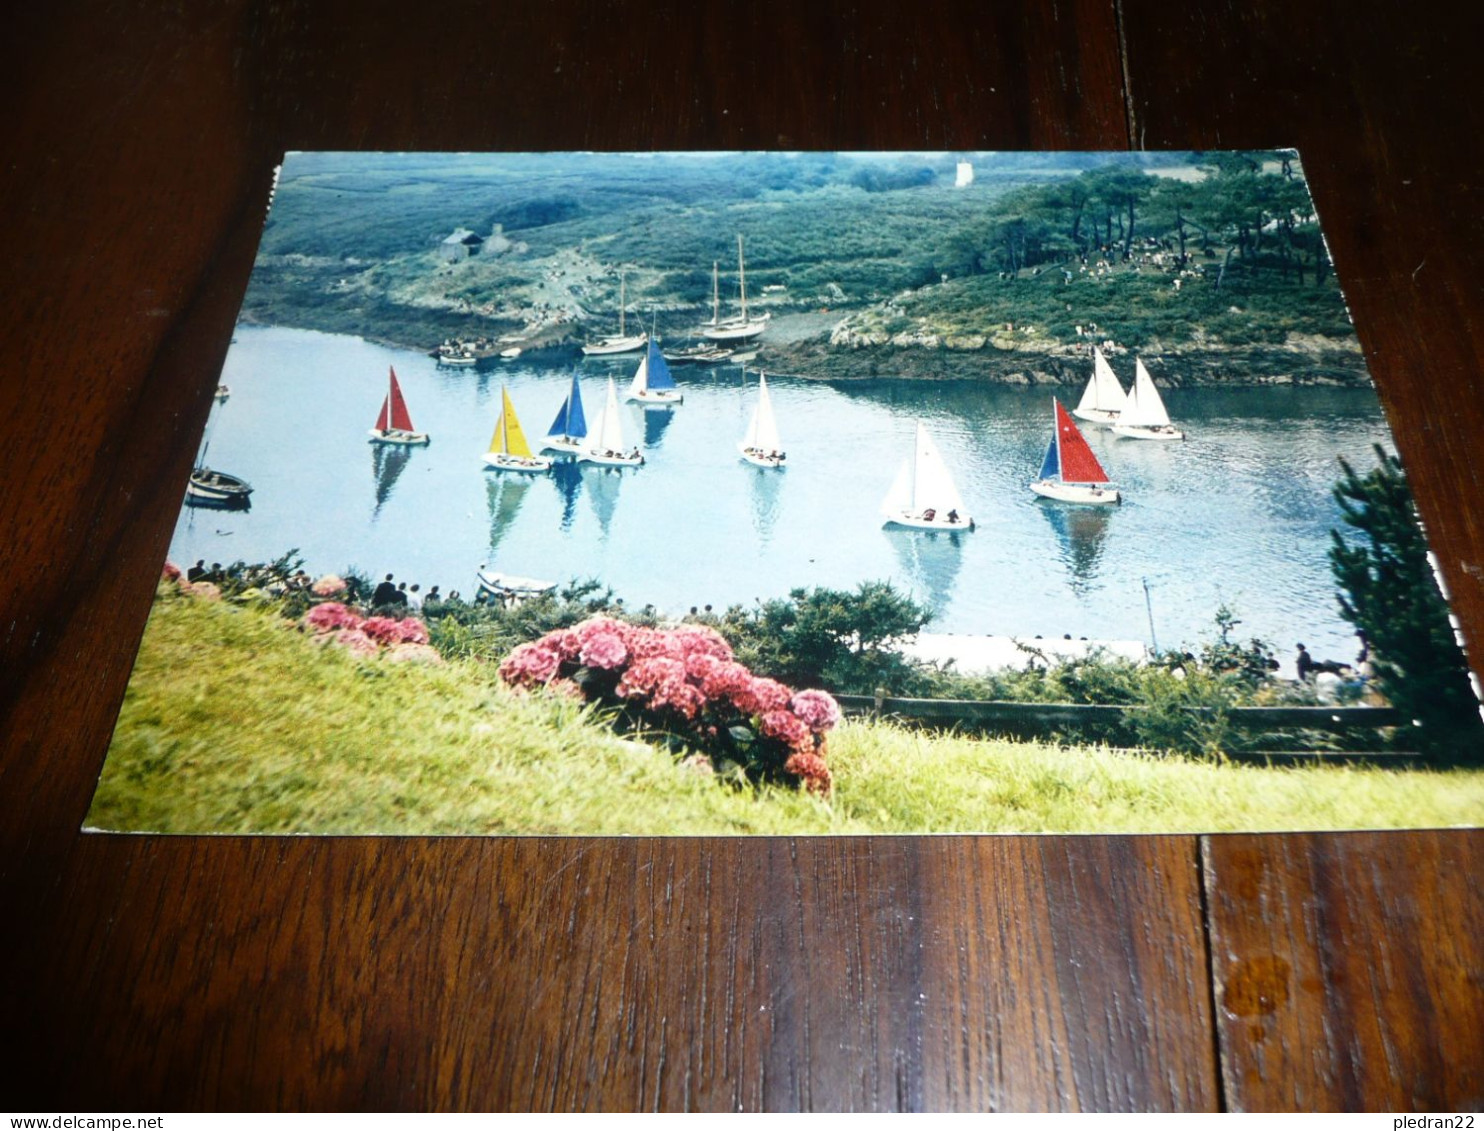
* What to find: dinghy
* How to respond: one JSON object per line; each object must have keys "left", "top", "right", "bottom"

{"left": 739, "top": 372, "right": 785, "bottom": 468}
{"left": 582, "top": 268, "right": 648, "bottom": 355}
{"left": 577, "top": 379, "right": 644, "bottom": 467}
{"left": 1031, "top": 398, "right": 1121, "bottom": 505}
{"left": 1071, "top": 346, "right": 1128, "bottom": 425}
{"left": 880, "top": 422, "right": 973, "bottom": 530}
{"left": 625, "top": 340, "right": 684, "bottom": 405}
{"left": 186, "top": 466, "right": 252, "bottom": 509}
{"left": 477, "top": 569, "right": 557, "bottom": 602}
{"left": 542, "top": 371, "right": 589, "bottom": 454}
{"left": 1111, "top": 358, "right": 1185, "bottom": 441}
{"left": 368, "top": 367, "right": 430, "bottom": 445}
{"left": 483, "top": 386, "right": 553, "bottom": 472}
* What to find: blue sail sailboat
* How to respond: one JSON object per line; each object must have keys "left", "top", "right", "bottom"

{"left": 542, "top": 371, "right": 590, "bottom": 454}
{"left": 625, "top": 339, "right": 684, "bottom": 405}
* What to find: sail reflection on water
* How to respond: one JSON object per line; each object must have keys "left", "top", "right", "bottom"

{"left": 370, "top": 442, "right": 412, "bottom": 518}
{"left": 583, "top": 465, "right": 624, "bottom": 539}
{"left": 1039, "top": 503, "right": 1112, "bottom": 595}
{"left": 485, "top": 474, "right": 534, "bottom": 557}
{"left": 746, "top": 464, "right": 783, "bottom": 545}
{"left": 549, "top": 459, "right": 583, "bottom": 532}
{"left": 642, "top": 407, "right": 675, "bottom": 448}
{"left": 884, "top": 527, "right": 965, "bottom": 616}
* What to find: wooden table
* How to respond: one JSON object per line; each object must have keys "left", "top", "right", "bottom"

{"left": 4, "top": 0, "right": 1481, "bottom": 1110}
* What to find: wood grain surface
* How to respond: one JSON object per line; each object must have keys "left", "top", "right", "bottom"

{"left": 1, "top": 0, "right": 1478, "bottom": 1111}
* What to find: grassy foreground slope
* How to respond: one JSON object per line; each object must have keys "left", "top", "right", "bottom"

{"left": 88, "top": 594, "right": 1484, "bottom": 835}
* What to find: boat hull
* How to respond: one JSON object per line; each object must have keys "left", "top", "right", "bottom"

{"left": 477, "top": 570, "right": 557, "bottom": 599}
{"left": 702, "top": 320, "right": 767, "bottom": 343}
{"left": 1071, "top": 407, "right": 1120, "bottom": 426}
{"left": 581, "top": 334, "right": 648, "bottom": 356}
{"left": 482, "top": 453, "right": 553, "bottom": 473}
{"left": 436, "top": 355, "right": 477, "bottom": 367}
{"left": 881, "top": 511, "right": 974, "bottom": 532}
{"left": 577, "top": 450, "right": 645, "bottom": 467}
{"left": 369, "top": 429, "right": 430, "bottom": 446}
{"left": 664, "top": 346, "right": 734, "bottom": 364}
{"left": 1030, "top": 479, "right": 1121, "bottom": 505}
{"left": 626, "top": 390, "right": 683, "bottom": 406}
{"left": 186, "top": 468, "right": 252, "bottom": 508}
{"left": 541, "top": 436, "right": 588, "bottom": 455}
{"left": 739, "top": 445, "right": 785, "bottom": 469}
{"left": 1111, "top": 423, "right": 1185, "bottom": 441}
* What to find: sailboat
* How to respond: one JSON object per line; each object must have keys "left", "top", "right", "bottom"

{"left": 1071, "top": 346, "right": 1128, "bottom": 426}
{"left": 1031, "top": 398, "right": 1122, "bottom": 505}
{"left": 702, "top": 235, "right": 770, "bottom": 343}
{"left": 368, "top": 367, "right": 430, "bottom": 445}
{"left": 738, "top": 372, "right": 785, "bottom": 468}
{"left": 483, "top": 386, "right": 553, "bottom": 472}
{"left": 581, "top": 267, "right": 648, "bottom": 356}
{"left": 542, "top": 370, "right": 589, "bottom": 454}
{"left": 880, "top": 422, "right": 973, "bottom": 530}
{"left": 577, "top": 378, "right": 644, "bottom": 467}
{"left": 1111, "top": 358, "right": 1185, "bottom": 441}
{"left": 625, "top": 339, "right": 684, "bottom": 405}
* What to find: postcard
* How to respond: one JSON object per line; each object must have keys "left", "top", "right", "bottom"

{"left": 86, "top": 151, "right": 1484, "bottom": 835}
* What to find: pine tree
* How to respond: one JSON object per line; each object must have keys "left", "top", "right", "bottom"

{"left": 1329, "top": 446, "right": 1482, "bottom": 760}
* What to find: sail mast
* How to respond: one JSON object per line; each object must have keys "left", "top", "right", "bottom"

{"left": 618, "top": 269, "right": 626, "bottom": 338}
{"left": 711, "top": 261, "right": 720, "bottom": 326}
{"left": 737, "top": 234, "right": 748, "bottom": 323}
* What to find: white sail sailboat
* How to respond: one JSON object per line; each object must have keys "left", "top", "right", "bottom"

{"left": 1071, "top": 346, "right": 1128, "bottom": 425}
{"left": 582, "top": 268, "right": 648, "bottom": 356}
{"left": 625, "top": 339, "right": 684, "bottom": 405}
{"left": 738, "top": 372, "right": 785, "bottom": 468}
{"left": 483, "top": 386, "right": 553, "bottom": 472}
{"left": 1111, "top": 358, "right": 1185, "bottom": 441}
{"left": 880, "top": 422, "right": 973, "bottom": 530}
{"left": 577, "top": 379, "right": 644, "bottom": 466}
{"left": 702, "top": 235, "right": 770, "bottom": 343}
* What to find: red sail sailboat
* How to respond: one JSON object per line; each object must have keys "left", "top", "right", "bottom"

{"left": 368, "top": 366, "right": 430, "bottom": 446}
{"left": 1030, "top": 397, "right": 1121, "bottom": 505}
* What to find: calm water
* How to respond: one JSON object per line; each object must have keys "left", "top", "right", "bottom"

{"left": 176, "top": 325, "right": 1394, "bottom": 664}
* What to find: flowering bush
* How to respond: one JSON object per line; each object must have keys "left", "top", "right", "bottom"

{"left": 499, "top": 616, "right": 839, "bottom": 795}
{"left": 301, "top": 604, "right": 436, "bottom": 661}
{"left": 311, "top": 574, "right": 347, "bottom": 597}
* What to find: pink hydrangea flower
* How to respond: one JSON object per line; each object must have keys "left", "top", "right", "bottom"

{"left": 183, "top": 580, "right": 222, "bottom": 601}
{"left": 161, "top": 561, "right": 182, "bottom": 582}
{"left": 670, "top": 624, "right": 733, "bottom": 661}
{"left": 700, "top": 660, "right": 753, "bottom": 701}
{"left": 684, "top": 651, "right": 724, "bottom": 682}
{"left": 627, "top": 627, "right": 685, "bottom": 662}
{"left": 650, "top": 677, "right": 705, "bottom": 720}
{"left": 334, "top": 628, "right": 379, "bottom": 657}
{"left": 304, "top": 602, "right": 362, "bottom": 633}
{"left": 396, "top": 617, "right": 430, "bottom": 645}
{"left": 790, "top": 689, "right": 842, "bottom": 733}
{"left": 730, "top": 676, "right": 791, "bottom": 716}
{"left": 578, "top": 630, "right": 628, "bottom": 671}
{"left": 550, "top": 629, "right": 583, "bottom": 662}
{"left": 311, "top": 574, "right": 347, "bottom": 597}
{"left": 616, "top": 657, "right": 687, "bottom": 699}
{"left": 499, "top": 641, "right": 562, "bottom": 687}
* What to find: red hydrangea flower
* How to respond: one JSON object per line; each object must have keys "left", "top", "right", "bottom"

{"left": 360, "top": 616, "right": 405, "bottom": 645}
{"left": 784, "top": 750, "right": 833, "bottom": 796}
{"left": 578, "top": 630, "right": 628, "bottom": 670}
{"left": 759, "top": 708, "right": 811, "bottom": 750}
{"left": 161, "top": 561, "right": 182, "bottom": 582}
{"left": 731, "top": 676, "right": 791, "bottom": 716}
{"left": 670, "top": 624, "right": 733, "bottom": 661}
{"left": 627, "top": 628, "right": 684, "bottom": 662}
{"left": 616, "top": 657, "right": 687, "bottom": 699}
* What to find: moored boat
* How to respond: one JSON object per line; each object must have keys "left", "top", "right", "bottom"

{"left": 701, "top": 236, "right": 770, "bottom": 343}
{"left": 1031, "top": 398, "right": 1121, "bottom": 505}
{"left": 881, "top": 422, "right": 973, "bottom": 530}
{"left": 186, "top": 466, "right": 253, "bottom": 509}
{"left": 582, "top": 267, "right": 648, "bottom": 355}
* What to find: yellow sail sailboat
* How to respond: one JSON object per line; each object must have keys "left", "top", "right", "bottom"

{"left": 483, "top": 386, "right": 553, "bottom": 473}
